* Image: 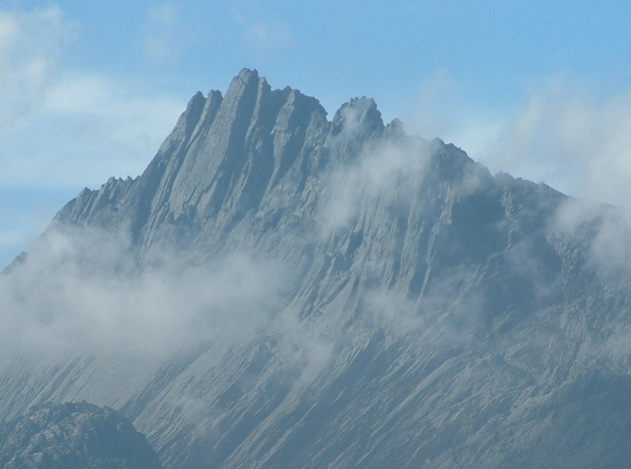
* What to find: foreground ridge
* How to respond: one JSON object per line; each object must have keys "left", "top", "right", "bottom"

{"left": 0, "top": 402, "right": 162, "bottom": 469}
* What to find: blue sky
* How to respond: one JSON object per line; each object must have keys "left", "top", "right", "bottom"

{"left": 2, "top": 0, "right": 631, "bottom": 265}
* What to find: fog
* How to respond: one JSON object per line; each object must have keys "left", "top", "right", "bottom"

{"left": 318, "top": 135, "right": 432, "bottom": 233}
{"left": 0, "top": 225, "right": 287, "bottom": 359}
{"left": 554, "top": 197, "right": 631, "bottom": 272}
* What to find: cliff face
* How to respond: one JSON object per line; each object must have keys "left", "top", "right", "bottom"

{"left": 55, "top": 69, "right": 331, "bottom": 257}
{"left": 54, "top": 69, "right": 566, "bottom": 325}
{"left": 3, "top": 69, "right": 631, "bottom": 469}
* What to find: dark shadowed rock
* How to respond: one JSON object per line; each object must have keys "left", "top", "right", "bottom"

{"left": 0, "top": 402, "right": 162, "bottom": 469}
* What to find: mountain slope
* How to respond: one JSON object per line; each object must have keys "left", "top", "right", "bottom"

{"left": 3, "top": 69, "right": 631, "bottom": 469}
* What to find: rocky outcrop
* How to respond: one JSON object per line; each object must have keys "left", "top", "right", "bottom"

{"left": 0, "top": 402, "right": 162, "bottom": 469}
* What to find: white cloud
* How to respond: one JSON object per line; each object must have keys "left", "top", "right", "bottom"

{"left": 0, "top": 225, "right": 287, "bottom": 358}
{"left": 478, "top": 76, "right": 631, "bottom": 208}
{"left": 318, "top": 106, "right": 489, "bottom": 235}
{"left": 232, "top": 8, "right": 296, "bottom": 63}
{"left": 402, "top": 70, "right": 503, "bottom": 170}
{"left": 402, "top": 73, "right": 631, "bottom": 211}
{"left": 141, "top": 3, "right": 185, "bottom": 61}
{"left": 0, "top": 6, "right": 75, "bottom": 125}
{"left": 0, "top": 71, "right": 184, "bottom": 189}
{"left": 554, "top": 197, "right": 631, "bottom": 271}
{"left": 0, "top": 5, "right": 185, "bottom": 191}
{"left": 404, "top": 69, "right": 459, "bottom": 138}
{"left": 318, "top": 115, "right": 433, "bottom": 233}
{"left": 318, "top": 141, "right": 425, "bottom": 232}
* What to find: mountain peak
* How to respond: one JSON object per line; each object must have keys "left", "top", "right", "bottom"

{"left": 332, "top": 95, "right": 384, "bottom": 136}
{"left": 235, "top": 67, "right": 260, "bottom": 84}
{"left": 220, "top": 68, "right": 273, "bottom": 111}
{"left": 9, "top": 69, "right": 631, "bottom": 469}
{"left": 51, "top": 70, "right": 467, "bottom": 253}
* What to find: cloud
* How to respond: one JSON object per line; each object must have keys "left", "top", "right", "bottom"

{"left": 481, "top": 76, "right": 631, "bottom": 207}
{"left": 318, "top": 128, "right": 432, "bottom": 233}
{"left": 0, "top": 5, "right": 184, "bottom": 192}
{"left": 554, "top": 197, "right": 631, "bottom": 272}
{"left": 404, "top": 69, "right": 459, "bottom": 138}
{"left": 0, "top": 225, "right": 288, "bottom": 359}
{"left": 0, "top": 6, "right": 75, "bottom": 125}
{"left": 402, "top": 70, "right": 502, "bottom": 159}
{"left": 401, "top": 73, "right": 631, "bottom": 212}
{"left": 317, "top": 106, "right": 489, "bottom": 235}
{"left": 232, "top": 8, "right": 296, "bottom": 63}
{"left": 0, "top": 71, "right": 184, "bottom": 189}
{"left": 141, "top": 3, "right": 185, "bottom": 61}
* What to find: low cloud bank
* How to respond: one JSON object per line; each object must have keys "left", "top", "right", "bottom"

{"left": 0, "top": 226, "right": 287, "bottom": 358}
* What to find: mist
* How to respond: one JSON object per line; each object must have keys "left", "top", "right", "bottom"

{"left": 318, "top": 135, "right": 432, "bottom": 233}
{"left": 0, "top": 225, "right": 287, "bottom": 359}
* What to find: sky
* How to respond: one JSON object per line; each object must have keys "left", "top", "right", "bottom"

{"left": 2, "top": 0, "right": 631, "bottom": 265}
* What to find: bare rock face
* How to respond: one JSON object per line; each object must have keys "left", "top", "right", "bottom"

{"left": 0, "top": 402, "right": 162, "bottom": 469}
{"left": 4, "top": 69, "right": 631, "bottom": 469}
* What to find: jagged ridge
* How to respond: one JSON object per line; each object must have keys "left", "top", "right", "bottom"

{"left": 3, "top": 69, "right": 631, "bottom": 469}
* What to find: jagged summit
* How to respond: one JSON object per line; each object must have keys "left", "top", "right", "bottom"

{"left": 53, "top": 68, "right": 453, "bottom": 258}
{"left": 332, "top": 96, "right": 383, "bottom": 132}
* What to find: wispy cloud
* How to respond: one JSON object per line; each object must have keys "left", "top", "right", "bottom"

{"left": 0, "top": 70, "right": 183, "bottom": 190}
{"left": 141, "top": 3, "right": 185, "bottom": 62}
{"left": 232, "top": 8, "right": 296, "bottom": 64}
{"left": 554, "top": 197, "right": 631, "bottom": 271}
{"left": 0, "top": 6, "right": 75, "bottom": 125}
{"left": 401, "top": 72, "right": 631, "bottom": 212}
{"left": 318, "top": 107, "right": 433, "bottom": 233}
{"left": 0, "top": 5, "right": 184, "bottom": 191}
{"left": 404, "top": 69, "right": 460, "bottom": 139}
{"left": 479, "top": 76, "right": 631, "bottom": 207}
{"left": 0, "top": 225, "right": 288, "bottom": 358}
{"left": 402, "top": 70, "right": 502, "bottom": 159}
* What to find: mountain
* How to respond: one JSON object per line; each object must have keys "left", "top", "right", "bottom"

{"left": 3, "top": 68, "right": 631, "bottom": 468}
{"left": 0, "top": 402, "right": 162, "bottom": 469}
